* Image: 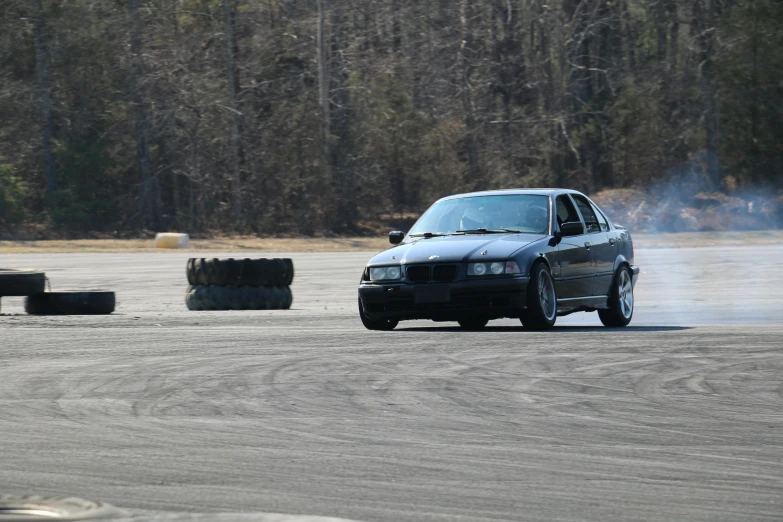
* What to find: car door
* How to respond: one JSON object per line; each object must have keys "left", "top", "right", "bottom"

{"left": 571, "top": 194, "right": 615, "bottom": 296}
{"left": 553, "top": 195, "right": 593, "bottom": 299}
{"left": 590, "top": 199, "right": 619, "bottom": 294}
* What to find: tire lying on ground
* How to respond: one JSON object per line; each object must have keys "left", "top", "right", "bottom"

{"left": 186, "top": 285, "right": 292, "bottom": 311}
{"left": 0, "top": 494, "right": 124, "bottom": 520}
{"left": 187, "top": 258, "right": 294, "bottom": 287}
{"left": 0, "top": 269, "right": 46, "bottom": 296}
{"left": 25, "top": 291, "right": 116, "bottom": 316}
{"left": 155, "top": 232, "right": 190, "bottom": 249}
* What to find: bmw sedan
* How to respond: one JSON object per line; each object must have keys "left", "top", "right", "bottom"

{"left": 358, "top": 189, "right": 640, "bottom": 330}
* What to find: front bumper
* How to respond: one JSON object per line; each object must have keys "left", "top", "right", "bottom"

{"left": 358, "top": 276, "right": 530, "bottom": 321}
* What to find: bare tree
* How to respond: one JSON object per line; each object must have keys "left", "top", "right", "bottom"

{"left": 693, "top": 0, "right": 721, "bottom": 188}
{"left": 31, "top": 0, "right": 57, "bottom": 194}
{"left": 128, "top": 0, "right": 160, "bottom": 230}
{"left": 317, "top": 0, "right": 330, "bottom": 183}
{"left": 223, "top": 0, "right": 243, "bottom": 222}
{"left": 459, "top": 0, "right": 480, "bottom": 181}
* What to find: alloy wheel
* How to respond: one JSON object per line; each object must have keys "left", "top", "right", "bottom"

{"left": 618, "top": 269, "right": 634, "bottom": 319}
{"left": 538, "top": 270, "right": 556, "bottom": 321}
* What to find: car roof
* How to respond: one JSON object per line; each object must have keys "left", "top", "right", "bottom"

{"left": 437, "top": 188, "right": 583, "bottom": 201}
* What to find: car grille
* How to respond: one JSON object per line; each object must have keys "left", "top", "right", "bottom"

{"left": 406, "top": 265, "right": 430, "bottom": 283}
{"left": 433, "top": 265, "right": 458, "bottom": 282}
{"left": 405, "top": 264, "right": 459, "bottom": 283}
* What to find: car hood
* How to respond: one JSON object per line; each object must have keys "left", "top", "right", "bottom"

{"left": 367, "top": 233, "right": 548, "bottom": 266}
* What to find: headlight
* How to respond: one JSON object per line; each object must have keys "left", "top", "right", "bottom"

{"left": 468, "top": 261, "right": 522, "bottom": 276}
{"left": 369, "top": 266, "right": 403, "bottom": 281}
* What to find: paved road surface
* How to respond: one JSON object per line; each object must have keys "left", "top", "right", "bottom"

{"left": 0, "top": 246, "right": 781, "bottom": 521}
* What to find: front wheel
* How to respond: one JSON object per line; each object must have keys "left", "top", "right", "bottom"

{"left": 598, "top": 266, "right": 634, "bottom": 327}
{"left": 358, "top": 298, "right": 398, "bottom": 331}
{"left": 520, "top": 262, "right": 557, "bottom": 330}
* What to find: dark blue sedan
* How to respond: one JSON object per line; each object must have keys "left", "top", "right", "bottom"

{"left": 358, "top": 189, "right": 640, "bottom": 330}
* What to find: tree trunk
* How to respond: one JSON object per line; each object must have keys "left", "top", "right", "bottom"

{"left": 128, "top": 0, "right": 160, "bottom": 230}
{"left": 329, "top": 1, "right": 356, "bottom": 230}
{"left": 694, "top": 0, "right": 721, "bottom": 188}
{"left": 749, "top": 1, "right": 760, "bottom": 183}
{"left": 317, "top": 0, "right": 330, "bottom": 183}
{"left": 459, "top": 0, "right": 480, "bottom": 182}
{"left": 223, "top": 0, "right": 243, "bottom": 223}
{"left": 667, "top": 0, "right": 679, "bottom": 72}
{"left": 391, "top": 0, "right": 402, "bottom": 54}
{"left": 32, "top": 0, "right": 57, "bottom": 195}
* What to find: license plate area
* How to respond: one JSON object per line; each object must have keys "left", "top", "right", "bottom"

{"left": 414, "top": 285, "right": 451, "bottom": 304}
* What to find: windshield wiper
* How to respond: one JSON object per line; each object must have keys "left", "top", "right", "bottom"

{"left": 409, "top": 232, "right": 449, "bottom": 238}
{"left": 412, "top": 229, "right": 520, "bottom": 237}
{"left": 455, "top": 228, "right": 518, "bottom": 235}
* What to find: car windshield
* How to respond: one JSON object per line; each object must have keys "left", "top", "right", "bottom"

{"left": 408, "top": 194, "right": 550, "bottom": 237}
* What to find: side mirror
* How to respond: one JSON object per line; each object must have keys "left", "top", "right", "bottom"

{"left": 559, "top": 222, "right": 584, "bottom": 237}
{"left": 389, "top": 231, "right": 405, "bottom": 245}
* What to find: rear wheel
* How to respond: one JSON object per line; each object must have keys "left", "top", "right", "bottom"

{"left": 358, "top": 298, "right": 398, "bottom": 331}
{"left": 520, "top": 262, "right": 557, "bottom": 330}
{"left": 458, "top": 318, "right": 488, "bottom": 329}
{"left": 598, "top": 266, "right": 634, "bottom": 327}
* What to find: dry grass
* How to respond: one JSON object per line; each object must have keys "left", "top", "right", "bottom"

{"left": 0, "top": 231, "right": 781, "bottom": 254}
{"left": 0, "top": 237, "right": 390, "bottom": 254}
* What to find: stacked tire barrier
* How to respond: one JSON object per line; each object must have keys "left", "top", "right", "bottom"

{"left": 185, "top": 258, "right": 294, "bottom": 311}
{"left": 0, "top": 268, "right": 116, "bottom": 316}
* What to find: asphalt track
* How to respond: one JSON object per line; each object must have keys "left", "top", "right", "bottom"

{"left": 0, "top": 245, "right": 782, "bottom": 521}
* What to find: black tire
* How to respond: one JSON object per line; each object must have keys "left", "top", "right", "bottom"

{"left": 187, "top": 258, "right": 294, "bottom": 287}
{"left": 0, "top": 268, "right": 46, "bottom": 296}
{"left": 358, "top": 298, "right": 398, "bottom": 331}
{"left": 0, "top": 495, "right": 124, "bottom": 520}
{"left": 186, "top": 285, "right": 292, "bottom": 311}
{"left": 520, "top": 262, "right": 557, "bottom": 330}
{"left": 25, "top": 291, "right": 116, "bottom": 315}
{"left": 458, "top": 318, "right": 488, "bottom": 329}
{"left": 598, "top": 266, "right": 634, "bottom": 327}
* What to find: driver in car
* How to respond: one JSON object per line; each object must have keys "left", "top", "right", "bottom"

{"left": 524, "top": 205, "right": 549, "bottom": 233}
{"left": 460, "top": 200, "right": 549, "bottom": 232}
{"left": 459, "top": 203, "right": 494, "bottom": 230}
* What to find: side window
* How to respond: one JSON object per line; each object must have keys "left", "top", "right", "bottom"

{"left": 555, "top": 196, "right": 580, "bottom": 227}
{"left": 572, "top": 195, "right": 601, "bottom": 234}
{"left": 590, "top": 202, "right": 610, "bottom": 232}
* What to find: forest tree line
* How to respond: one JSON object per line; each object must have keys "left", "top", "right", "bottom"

{"left": 0, "top": 0, "right": 781, "bottom": 236}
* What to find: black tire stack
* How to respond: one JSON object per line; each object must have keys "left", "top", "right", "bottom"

{"left": 185, "top": 258, "right": 294, "bottom": 311}
{"left": 0, "top": 268, "right": 116, "bottom": 315}
{"left": 0, "top": 269, "right": 45, "bottom": 314}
